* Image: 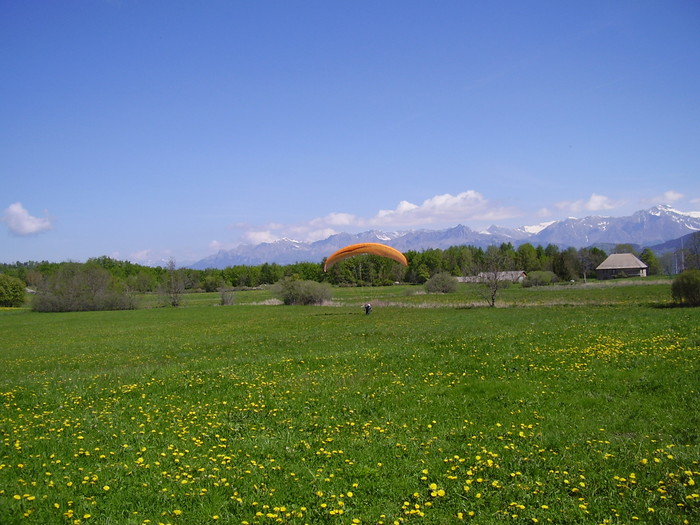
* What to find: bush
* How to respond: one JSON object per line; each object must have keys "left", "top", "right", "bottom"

{"left": 424, "top": 272, "right": 457, "bottom": 293}
{"left": 0, "top": 273, "right": 26, "bottom": 307}
{"left": 272, "top": 277, "right": 332, "bottom": 305}
{"left": 522, "top": 271, "right": 558, "bottom": 288}
{"left": 220, "top": 289, "right": 235, "bottom": 306}
{"left": 671, "top": 269, "right": 700, "bottom": 306}
{"left": 32, "top": 263, "right": 135, "bottom": 312}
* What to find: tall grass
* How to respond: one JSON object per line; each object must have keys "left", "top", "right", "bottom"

{"left": 1, "top": 282, "right": 698, "bottom": 524}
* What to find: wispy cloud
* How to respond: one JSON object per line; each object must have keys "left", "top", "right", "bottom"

{"left": 2, "top": 202, "right": 53, "bottom": 235}
{"left": 554, "top": 193, "right": 623, "bottom": 215}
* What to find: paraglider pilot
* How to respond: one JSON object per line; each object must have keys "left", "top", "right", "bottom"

{"left": 364, "top": 303, "right": 372, "bottom": 315}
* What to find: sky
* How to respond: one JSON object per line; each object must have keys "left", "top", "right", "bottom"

{"left": 2, "top": 1, "right": 699, "bottom": 266}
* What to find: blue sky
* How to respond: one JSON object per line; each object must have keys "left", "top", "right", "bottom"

{"left": 2, "top": 1, "right": 699, "bottom": 265}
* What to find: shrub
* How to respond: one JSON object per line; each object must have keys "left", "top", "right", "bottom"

{"left": 671, "top": 269, "right": 700, "bottom": 306}
{"left": 272, "top": 277, "right": 332, "bottom": 305}
{"left": 32, "top": 263, "right": 135, "bottom": 312}
{"left": 220, "top": 289, "right": 235, "bottom": 306}
{"left": 0, "top": 273, "right": 26, "bottom": 307}
{"left": 424, "top": 272, "right": 457, "bottom": 293}
{"left": 523, "top": 271, "right": 558, "bottom": 288}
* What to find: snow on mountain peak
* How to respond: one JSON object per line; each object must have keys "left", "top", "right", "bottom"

{"left": 522, "top": 221, "right": 556, "bottom": 234}
{"left": 650, "top": 204, "right": 700, "bottom": 219}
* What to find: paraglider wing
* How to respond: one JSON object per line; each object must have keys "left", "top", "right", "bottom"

{"left": 323, "top": 242, "right": 408, "bottom": 272}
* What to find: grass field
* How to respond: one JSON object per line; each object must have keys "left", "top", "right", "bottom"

{"left": 1, "top": 282, "right": 698, "bottom": 524}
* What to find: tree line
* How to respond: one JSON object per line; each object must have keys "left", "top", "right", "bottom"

{"left": 1, "top": 235, "right": 698, "bottom": 311}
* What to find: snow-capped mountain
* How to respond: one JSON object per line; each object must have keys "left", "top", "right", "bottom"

{"left": 528, "top": 205, "right": 700, "bottom": 247}
{"left": 190, "top": 205, "right": 700, "bottom": 269}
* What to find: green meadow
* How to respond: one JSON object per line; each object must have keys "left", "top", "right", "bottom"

{"left": 1, "top": 282, "right": 698, "bottom": 524}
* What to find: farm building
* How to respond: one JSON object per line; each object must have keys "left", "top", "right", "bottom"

{"left": 595, "top": 253, "right": 648, "bottom": 280}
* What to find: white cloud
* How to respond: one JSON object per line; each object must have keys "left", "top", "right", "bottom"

{"left": 129, "top": 249, "right": 156, "bottom": 263}
{"left": 309, "top": 212, "right": 356, "bottom": 227}
{"left": 648, "top": 190, "right": 684, "bottom": 204}
{"left": 304, "top": 228, "right": 339, "bottom": 242}
{"left": 554, "top": 193, "right": 623, "bottom": 214}
{"left": 2, "top": 202, "right": 53, "bottom": 235}
{"left": 368, "top": 191, "right": 519, "bottom": 227}
{"left": 244, "top": 230, "right": 280, "bottom": 245}
{"left": 127, "top": 249, "right": 184, "bottom": 267}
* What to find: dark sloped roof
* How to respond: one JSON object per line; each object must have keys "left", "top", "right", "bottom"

{"left": 596, "top": 253, "right": 648, "bottom": 270}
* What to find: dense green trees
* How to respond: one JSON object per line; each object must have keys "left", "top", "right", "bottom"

{"left": 578, "top": 247, "right": 607, "bottom": 282}
{"left": 0, "top": 273, "right": 26, "bottom": 307}
{"left": 639, "top": 248, "right": 662, "bottom": 275}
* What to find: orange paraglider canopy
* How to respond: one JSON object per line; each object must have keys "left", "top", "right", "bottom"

{"left": 323, "top": 242, "right": 408, "bottom": 272}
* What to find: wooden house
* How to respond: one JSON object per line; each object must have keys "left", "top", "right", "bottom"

{"left": 595, "top": 253, "right": 648, "bottom": 280}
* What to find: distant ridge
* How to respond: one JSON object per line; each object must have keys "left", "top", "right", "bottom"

{"left": 190, "top": 205, "right": 700, "bottom": 269}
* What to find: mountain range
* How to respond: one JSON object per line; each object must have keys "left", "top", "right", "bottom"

{"left": 190, "top": 205, "right": 700, "bottom": 269}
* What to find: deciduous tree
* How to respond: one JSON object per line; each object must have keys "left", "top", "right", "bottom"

{"left": 477, "top": 245, "right": 514, "bottom": 307}
{"left": 0, "top": 273, "right": 26, "bottom": 307}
